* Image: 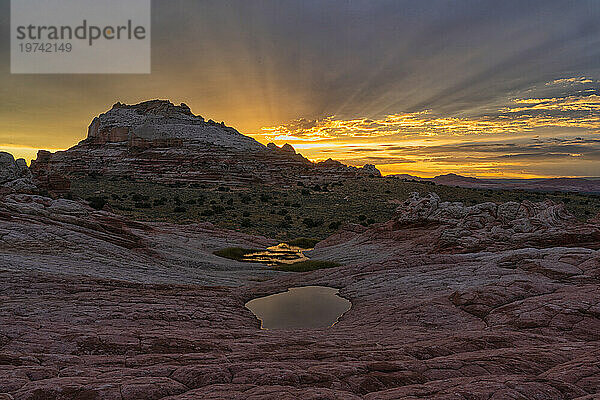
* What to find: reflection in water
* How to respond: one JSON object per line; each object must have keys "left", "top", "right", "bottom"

{"left": 242, "top": 243, "right": 309, "bottom": 266}
{"left": 245, "top": 286, "right": 351, "bottom": 330}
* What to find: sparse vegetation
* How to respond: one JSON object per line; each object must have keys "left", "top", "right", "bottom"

{"left": 87, "top": 196, "right": 106, "bottom": 210}
{"left": 71, "top": 177, "right": 600, "bottom": 242}
{"left": 287, "top": 237, "right": 320, "bottom": 248}
{"left": 276, "top": 260, "right": 340, "bottom": 272}
{"left": 213, "top": 247, "right": 260, "bottom": 261}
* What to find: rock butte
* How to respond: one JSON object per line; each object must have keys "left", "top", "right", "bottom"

{"left": 29, "top": 100, "right": 380, "bottom": 191}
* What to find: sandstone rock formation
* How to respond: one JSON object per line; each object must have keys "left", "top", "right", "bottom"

{"left": 0, "top": 152, "right": 36, "bottom": 194}
{"left": 0, "top": 191, "right": 598, "bottom": 399}
{"left": 0, "top": 193, "right": 279, "bottom": 286}
{"left": 392, "top": 192, "right": 600, "bottom": 252}
{"left": 30, "top": 100, "right": 381, "bottom": 185}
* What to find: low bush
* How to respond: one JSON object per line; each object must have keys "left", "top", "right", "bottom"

{"left": 241, "top": 218, "right": 252, "bottom": 227}
{"left": 287, "top": 237, "right": 320, "bottom": 248}
{"left": 87, "top": 197, "right": 106, "bottom": 210}
{"left": 213, "top": 247, "right": 259, "bottom": 261}
{"left": 328, "top": 221, "right": 342, "bottom": 230}
{"left": 276, "top": 260, "right": 340, "bottom": 272}
{"left": 303, "top": 218, "right": 323, "bottom": 228}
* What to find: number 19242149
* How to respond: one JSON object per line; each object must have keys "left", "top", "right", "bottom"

{"left": 19, "top": 42, "right": 72, "bottom": 53}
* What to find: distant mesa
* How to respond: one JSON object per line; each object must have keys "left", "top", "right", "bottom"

{"left": 433, "top": 173, "right": 480, "bottom": 184}
{"left": 30, "top": 99, "right": 381, "bottom": 186}
{"left": 388, "top": 172, "right": 600, "bottom": 194}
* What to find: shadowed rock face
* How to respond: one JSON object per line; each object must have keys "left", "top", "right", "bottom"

{"left": 0, "top": 152, "right": 36, "bottom": 194}
{"left": 0, "top": 192, "right": 599, "bottom": 399}
{"left": 30, "top": 100, "right": 380, "bottom": 186}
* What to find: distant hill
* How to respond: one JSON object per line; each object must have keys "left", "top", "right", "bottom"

{"left": 387, "top": 173, "right": 600, "bottom": 194}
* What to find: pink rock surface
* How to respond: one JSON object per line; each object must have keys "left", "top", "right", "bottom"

{"left": 0, "top": 192, "right": 599, "bottom": 399}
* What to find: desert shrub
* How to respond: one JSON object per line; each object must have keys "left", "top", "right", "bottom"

{"left": 201, "top": 209, "right": 215, "bottom": 216}
{"left": 186, "top": 199, "right": 197, "bottom": 205}
{"left": 87, "top": 197, "right": 106, "bottom": 210}
{"left": 367, "top": 218, "right": 375, "bottom": 225}
{"left": 301, "top": 188, "right": 311, "bottom": 196}
{"left": 212, "top": 205, "right": 225, "bottom": 214}
{"left": 132, "top": 194, "right": 149, "bottom": 202}
{"left": 260, "top": 194, "right": 272, "bottom": 203}
{"left": 276, "top": 260, "right": 340, "bottom": 272}
{"left": 174, "top": 206, "right": 186, "bottom": 213}
{"left": 303, "top": 218, "right": 323, "bottom": 228}
{"left": 213, "top": 247, "right": 259, "bottom": 260}
{"left": 358, "top": 214, "right": 367, "bottom": 221}
{"left": 111, "top": 193, "right": 121, "bottom": 200}
{"left": 287, "top": 237, "right": 320, "bottom": 248}
{"left": 328, "top": 221, "right": 342, "bottom": 230}
{"left": 241, "top": 218, "right": 252, "bottom": 227}
{"left": 240, "top": 195, "right": 251, "bottom": 204}
{"left": 135, "top": 202, "right": 151, "bottom": 209}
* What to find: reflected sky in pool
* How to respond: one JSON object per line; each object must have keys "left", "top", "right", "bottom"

{"left": 245, "top": 286, "right": 351, "bottom": 330}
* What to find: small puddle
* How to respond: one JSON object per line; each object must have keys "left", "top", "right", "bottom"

{"left": 242, "top": 243, "right": 309, "bottom": 266}
{"left": 245, "top": 286, "right": 351, "bottom": 330}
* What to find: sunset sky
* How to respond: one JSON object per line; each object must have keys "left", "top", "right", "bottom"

{"left": 1, "top": 0, "right": 600, "bottom": 177}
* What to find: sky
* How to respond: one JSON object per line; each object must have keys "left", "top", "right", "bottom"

{"left": 1, "top": 0, "right": 600, "bottom": 177}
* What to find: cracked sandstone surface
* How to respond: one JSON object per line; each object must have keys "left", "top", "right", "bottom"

{"left": 0, "top": 192, "right": 599, "bottom": 399}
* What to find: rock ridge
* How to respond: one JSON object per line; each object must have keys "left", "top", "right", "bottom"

{"left": 30, "top": 100, "right": 382, "bottom": 185}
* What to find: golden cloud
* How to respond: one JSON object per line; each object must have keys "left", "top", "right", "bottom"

{"left": 262, "top": 98, "right": 600, "bottom": 140}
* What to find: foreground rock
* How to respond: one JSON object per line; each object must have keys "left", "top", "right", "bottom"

{"left": 30, "top": 100, "right": 380, "bottom": 186}
{"left": 0, "top": 193, "right": 280, "bottom": 286}
{"left": 0, "top": 192, "right": 598, "bottom": 399}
